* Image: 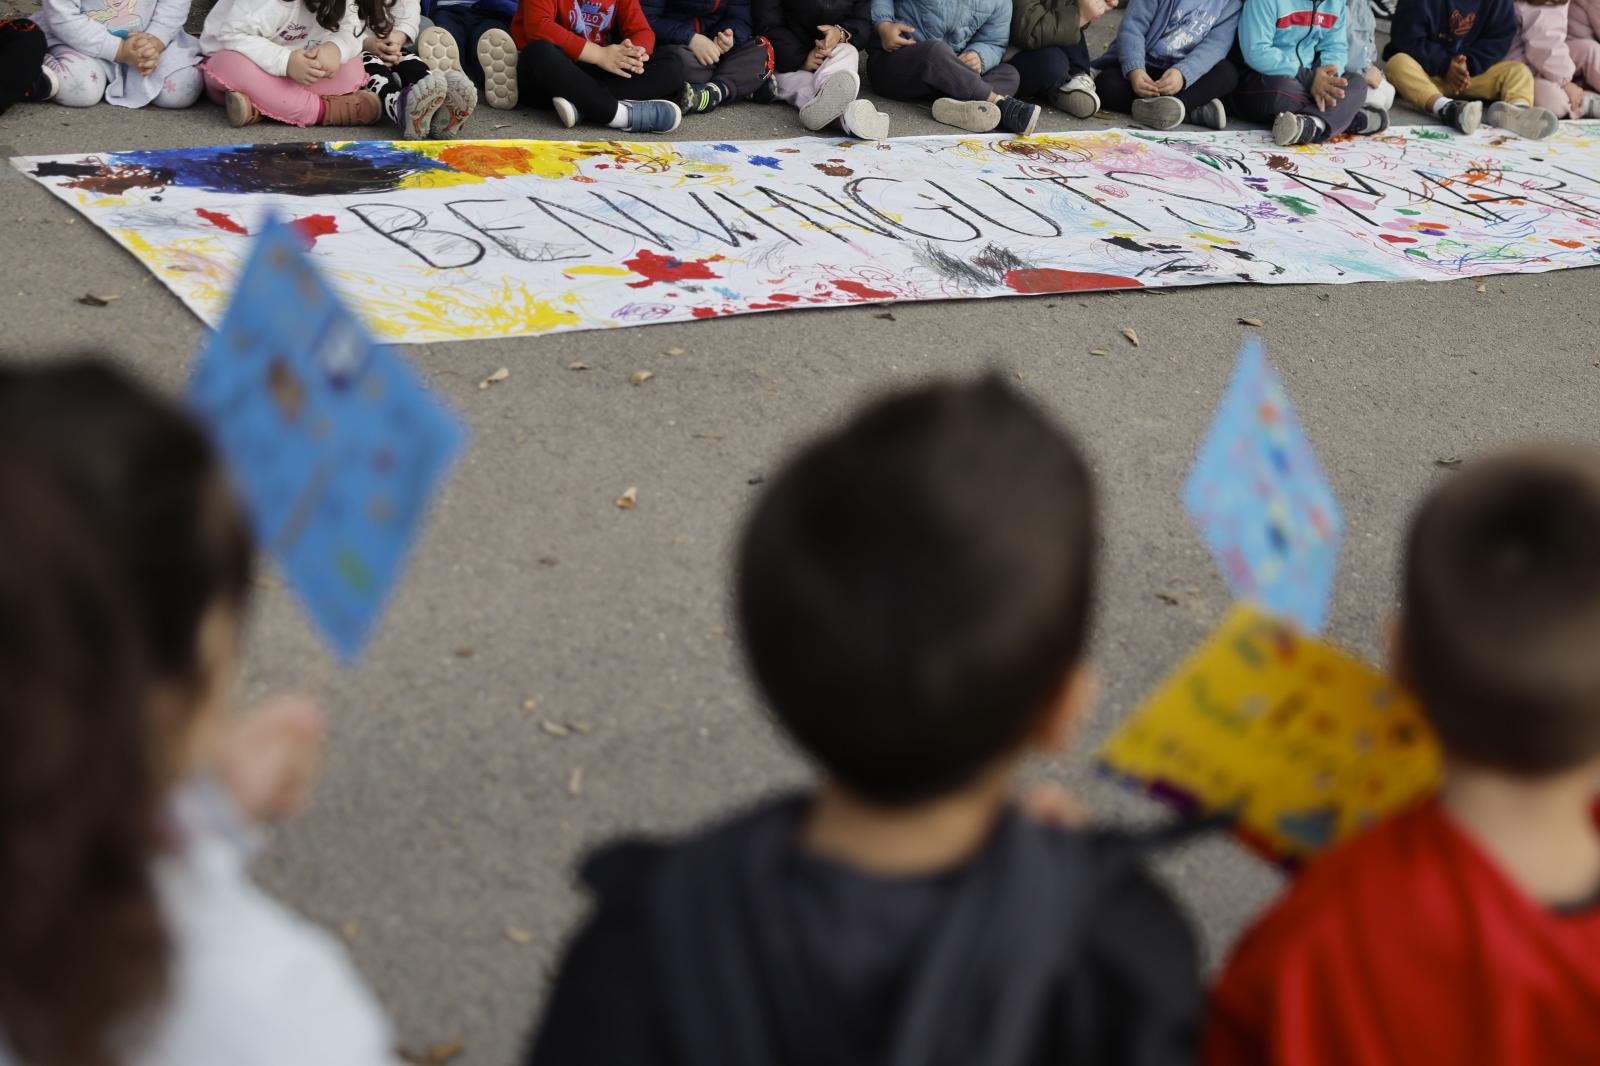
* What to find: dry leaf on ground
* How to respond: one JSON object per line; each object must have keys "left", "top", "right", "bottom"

{"left": 616, "top": 487, "right": 638, "bottom": 509}
{"left": 569, "top": 721, "right": 593, "bottom": 734}
{"left": 340, "top": 919, "right": 361, "bottom": 943}
{"left": 629, "top": 370, "right": 654, "bottom": 385}
{"left": 1089, "top": 347, "right": 1110, "bottom": 357}
{"left": 1434, "top": 457, "right": 1463, "bottom": 469}
{"left": 454, "top": 647, "right": 473, "bottom": 658}
{"left": 478, "top": 367, "right": 510, "bottom": 389}
{"left": 541, "top": 721, "right": 571, "bottom": 738}
{"left": 505, "top": 926, "right": 535, "bottom": 945}
{"left": 522, "top": 698, "right": 538, "bottom": 712}
{"left": 78, "top": 293, "right": 119, "bottom": 307}
{"left": 404, "top": 1039, "right": 464, "bottom": 1065}
{"left": 875, "top": 312, "right": 896, "bottom": 321}
{"left": 1121, "top": 327, "right": 1140, "bottom": 347}
{"left": 1238, "top": 317, "right": 1264, "bottom": 326}
{"left": 567, "top": 361, "right": 591, "bottom": 371}
{"left": 1476, "top": 284, "right": 1487, "bottom": 294}
{"left": 568, "top": 766, "right": 584, "bottom": 796}
{"left": 665, "top": 346, "right": 686, "bottom": 356}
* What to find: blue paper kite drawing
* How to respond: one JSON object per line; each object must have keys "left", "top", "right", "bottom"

{"left": 188, "top": 216, "right": 467, "bottom": 661}
{"left": 1182, "top": 338, "right": 1343, "bottom": 633}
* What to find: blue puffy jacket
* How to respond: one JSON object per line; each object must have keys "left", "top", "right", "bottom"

{"left": 867, "top": 0, "right": 1013, "bottom": 71}
{"left": 1237, "top": 0, "right": 1349, "bottom": 76}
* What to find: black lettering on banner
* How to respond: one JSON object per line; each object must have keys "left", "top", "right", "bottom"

{"left": 1105, "top": 171, "right": 1256, "bottom": 232}
{"left": 1012, "top": 175, "right": 1151, "bottom": 232}
{"left": 444, "top": 199, "right": 589, "bottom": 263}
{"left": 710, "top": 191, "right": 802, "bottom": 246}
{"left": 929, "top": 179, "right": 1064, "bottom": 238}
{"left": 841, "top": 177, "right": 982, "bottom": 241}
{"left": 754, "top": 185, "right": 900, "bottom": 243}
{"left": 522, "top": 194, "right": 676, "bottom": 253}
{"left": 607, "top": 190, "right": 760, "bottom": 246}
{"left": 346, "top": 203, "right": 485, "bottom": 269}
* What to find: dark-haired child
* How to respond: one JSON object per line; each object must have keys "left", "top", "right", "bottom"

{"left": 0, "top": 360, "right": 398, "bottom": 1066}
{"left": 754, "top": 0, "right": 891, "bottom": 138}
{"left": 642, "top": 0, "right": 774, "bottom": 115}
{"left": 526, "top": 377, "right": 1202, "bottom": 1066}
{"left": 1233, "top": 0, "right": 1378, "bottom": 145}
{"left": 34, "top": 0, "right": 203, "bottom": 109}
{"left": 1206, "top": 446, "right": 1600, "bottom": 1066}
{"left": 0, "top": 19, "right": 56, "bottom": 113}
{"left": 359, "top": 0, "right": 479, "bottom": 136}
{"left": 867, "top": 0, "right": 1043, "bottom": 133}
{"left": 508, "top": 0, "right": 687, "bottom": 131}
{"left": 1092, "top": 0, "right": 1240, "bottom": 129}
{"left": 201, "top": 0, "right": 381, "bottom": 125}
{"left": 1384, "top": 0, "right": 1559, "bottom": 137}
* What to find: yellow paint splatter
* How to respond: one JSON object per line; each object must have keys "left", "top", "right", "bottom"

{"left": 564, "top": 265, "right": 632, "bottom": 277}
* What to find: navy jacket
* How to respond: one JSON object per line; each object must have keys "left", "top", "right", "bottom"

{"left": 754, "top": 0, "right": 869, "bottom": 71}
{"left": 1383, "top": 0, "right": 1517, "bottom": 75}
{"left": 643, "top": 0, "right": 754, "bottom": 44}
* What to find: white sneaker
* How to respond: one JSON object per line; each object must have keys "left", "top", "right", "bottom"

{"left": 1051, "top": 71, "right": 1099, "bottom": 118}
{"left": 477, "top": 27, "right": 519, "bottom": 110}
{"left": 798, "top": 69, "right": 859, "bottom": 131}
{"left": 1190, "top": 97, "right": 1226, "bottom": 130}
{"left": 840, "top": 98, "right": 890, "bottom": 140}
{"left": 552, "top": 96, "right": 578, "bottom": 128}
{"left": 416, "top": 25, "right": 462, "bottom": 74}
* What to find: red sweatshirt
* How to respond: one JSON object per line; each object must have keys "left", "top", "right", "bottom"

{"left": 1205, "top": 797, "right": 1600, "bottom": 1066}
{"left": 511, "top": 0, "right": 656, "bottom": 56}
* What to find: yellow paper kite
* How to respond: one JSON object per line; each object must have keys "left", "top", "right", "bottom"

{"left": 1099, "top": 604, "right": 1443, "bottom": 866}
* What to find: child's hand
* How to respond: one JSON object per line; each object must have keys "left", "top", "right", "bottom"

{"left": 313, "top": 40, "right": 342, "bottom": 73}
{"left": 212, "top": 695, "right": 325, "bottom": 824}
{"left": 957, "top": 49, "right": 981, "bottom": 72}
{"left": 1153, "top": 67, "right": 1184, "bottom": 95}
{"left": 804, "top": 45, "right": 829, "bottom": 71}
{"left": 1078, "top": 0, "right": 1115, "bottom": 25}
{"left": 817, "top": 23, "right": 846, "bottom": 50}
{"left": 598, "top": 41, "right": 644, "bottom": 75}
{"left": 1446, "top": 53, "right": 1471, "bottom": 95}
{"left": 1310, "top": 64, "right": 1346, "bottom": 111}
{"left": 877, "top": 21, "right": 916, "bottom": 51}
{"left": 688, "top": 32, "right": 721, "bottom": 65}
{"left": 715, "top": 27, "right": 734, "bottom": 53}
{"left": 1565, "top": 81, "right": 1584, "bottom": 115}
{"left": 288, "top": 48, "right": 325, "bottom": 83}
{"left": 1365, "top": 63, "right": 1382, "bottom": 89}
{"left": 1128, "top": 68, "right": 1158, "bottom": 97}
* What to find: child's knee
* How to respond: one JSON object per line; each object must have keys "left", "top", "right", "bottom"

{"left": 48, "top": 54, "right": 106, "bottom": 106}
{"left": 154, "top": 65, "right": 203, "bottom": 108}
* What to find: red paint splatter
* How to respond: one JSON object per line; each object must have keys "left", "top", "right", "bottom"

{"left": 1003, "top": 268, "right": 1142, "bottom": 295}
{"left": 768, "top": 293, "right": 802, "bottom": 302}
{"left": 624, "top": 249, "right": 725, "bottom": 288}
{"left": 1552, "top": 238, "right": 1585, "bottom": 248}
{"left": 832, "top": 280, "right": 895, "bottom": 300}
{"left": 196, "top": 208, "right": 248, "bottom": 235}
{"left": 690, "top": 306, "right": 721, "bottom": 319}
{"left": 1378, "top": 234, "right": 1417, "bottom": 244}
{"left": 291, "top": 214, "right": 338, "bottom": 247}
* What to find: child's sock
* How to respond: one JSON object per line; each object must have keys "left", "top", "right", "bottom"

{"left": 608, "top": 102, "right": 630, "bottom": 129}
{"left": 1431, "top": 96, "right": 1451, "bottom": 116}
{"left": 712, "top": 78, "right": 736, "bottom": 101}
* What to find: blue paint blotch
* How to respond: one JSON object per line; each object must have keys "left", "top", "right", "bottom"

{"left": 712, "top": 143, "right": 740, "bottom": 152}
{"left": 748, "top": 155, "right": 782, "bottom": 169}
{"left": 106, "top": 142, "right": 450, "bottom": 197}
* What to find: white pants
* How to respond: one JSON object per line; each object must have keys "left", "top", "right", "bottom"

{"left": 774, "top": 41, "right": 867, "bottom": 133}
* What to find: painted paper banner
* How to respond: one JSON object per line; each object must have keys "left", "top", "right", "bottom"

{"left": 1098, "top": 604, "right": 1442, "bottom": 866}
{"left": 1184, "top": 337, "right": 1342, "bottom": 634}
{"left": 12, "top": 125, "right": 1600, "bottom": 344}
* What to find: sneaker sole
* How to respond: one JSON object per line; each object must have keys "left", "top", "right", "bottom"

{"left": 477, "top": 28, "right": 518, "bottom": 110}
{"left": 552, "top": 96, "right": 578, "bottom": 129}
{"left": 931, "top": 97, "right": 998, "bottom": 133}
{"left": 433, "top": 71, "right": 478, "bottom": 137}
{"left": 224, "top": 90, "right": 259, "bottom": 127}
{"left": 1058, "top": 87, "right": 1098, "bottom": 119}
{"left": 400, "top": 72, "right": 450, "bottom": 139}
{"left": 1486, "top": 100, "right": 1557, "bottom": 140}
{"left": 1452, "top": 99, "right": 1484, "bottom": 135}
{"left": 798, "top": 70, "right": 859, "bottom": 131}
{"left": 840, "top": 98, "right": 889, "bottom": 140}
{"left": 416, "top": 26, "right": 462, "bottom": 74}
{"left": 1131, "top": 95, "right": 1184, "bottom": 130}
{"left": 1271, "top": 110, "right": 1303, "bottom": 146}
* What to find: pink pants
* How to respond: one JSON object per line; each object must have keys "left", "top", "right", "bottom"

{"left": 774, "top": 42, "right": 859, "bottom": 110}
{"left": 202, "top": 50, "right": 365, "bottom": 127}
{"left": 1531, "top": 75, "right": 1579, "bottom": 117}
{"left": 1571, "top": 37, "right": 1600, "bottom": 90}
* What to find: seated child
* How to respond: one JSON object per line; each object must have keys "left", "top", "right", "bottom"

{"left": 0, "top": 360, "right": 400, "bottom": 1066}
{"left": 360, "top": 0, "right": 479, "bottom": 136}
{"left": 1092, "top": 0, "right": 1241, "bottom": 130}
{"left": 1344, "top": 0, "right": 1394, "bottom": 112}
{"left": 0, "top": 18, "right": 56, "bottom": 112}
{"left": 1205, "top": 446, "right": 1600, "bottom": 1066}
{"left": 867, "top": 0, "right": 1042, "bottom": 133}
{"left": 33, "top": 0, "right": 203, "bottom": 108}
{"left": 641, "top": 0, "right": 774, "bottom": 114}
{"left": 1572, "top": 0, "right": 1600, "bottom": 108}
{"left": 1010, "top": 0, "right": 1116, "bottom": 117}
{"left": 201, "top": 0, "right": 380, "bottom": 126}
{"left": 1384, "top": 0, "right": 1559, "bottom": 137}
{"left": 414, "top": 0, "right": 519, "bottom": 108}
{"left": 1234, "top": 0, "right": 1378, "bottom": 145}
{"left": 525, "top": 377, "right": 1203, "bottom": 1066}
{"left": 1509, "top": 0, "right": 1599, "bottom": 118}
{"left": 508, "top": 0, "right": 686, "bottom": 131}
{"left": 753, "top": 0, "right": 891, "bottom": 138}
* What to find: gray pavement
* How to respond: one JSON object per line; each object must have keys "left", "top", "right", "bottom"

{"left": 4, "top": 15, "right": 1600, "bottom": 1063}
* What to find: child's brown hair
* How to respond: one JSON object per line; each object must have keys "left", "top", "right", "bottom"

{"left": 1401, "top": 445, "right": 1600, "bottom": 773}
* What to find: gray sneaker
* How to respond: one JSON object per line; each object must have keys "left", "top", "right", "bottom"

{"left": 1190, "top": 97, "right": 1226, "bottom": 130}
{"left": 1131, "top": 95, "right": 1185, "bottom": 130}
{"left": 1485, "top": 100, "right": 1558, "bottom": 140}
{"left": 1050, "top": 72, "right": 1099, "bottom": 118}
{"left": 931, "top": 97, "right": 1000, "bottom": 133}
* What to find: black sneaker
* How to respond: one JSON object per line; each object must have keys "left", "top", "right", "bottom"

{"left": 1350, "top": 105, "right": 1389, "bottom": 136}
{"left": 995, "top": 95, "right": 1040, "bottom": 136}
{"left": 1440, "top": 98, "right": 1483, "bottom": 134}
{"left": 749, "top": 72, "right": 778, "bottom": 104}
{"left": 22, "top": 64, "right": 57, "bottom": 102}
{"left": 679, "top": 81, "right": 725, "bottom": 114}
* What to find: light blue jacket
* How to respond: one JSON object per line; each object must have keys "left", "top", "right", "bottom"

{"left": 1238, "top": 0, "right": 1349, "bottom": 77}
{"left": 869, "top": 0, "right": 1013, "bottom": 71}
{"left": 1096, "top": 0, "right": 1242, "bottom": 88}
{"left": 1343, "top": 0, "right": 1375, "bottom": 73}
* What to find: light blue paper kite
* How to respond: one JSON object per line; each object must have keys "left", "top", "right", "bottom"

{"left": 1182, "top": 338, "right": 1343, "bottom": 633}
{"left": 188, "top": 216, "right": 466, "bottom": 661}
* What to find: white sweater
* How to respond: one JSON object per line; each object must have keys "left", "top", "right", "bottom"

{"left": 200, "top": 0, "right": 364, "bottom": 76}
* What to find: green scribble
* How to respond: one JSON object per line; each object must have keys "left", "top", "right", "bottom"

{"left": 336, "top": 547, "right": 375, "bottom": 594}
{"left": 1199, "top": 155, "right": 1222, "bottom": 171}
{"left": 1395, "top": 208, "right": 1421, "bottom": 215}
{"left": 1266, "top": 193, "right": 1317, "bottom": 217}
{"left": 1412, "top": 128, "right": 1449, "bottom": 141}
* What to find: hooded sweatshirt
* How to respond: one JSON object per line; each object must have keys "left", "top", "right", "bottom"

{"left": 1094, "top": 0, "right": 1243, "bottom": 88}
{"left": 1507, "top": 0, "right": 1575, "bottom": 83}
{"left": 1383, "top": 0, "right": 1518, "bottom": 75}
{"left": 1573, "top": 0, "right": 1600, "bottom": 43}
{"left": 524, "top": 796, "right": 1203, "bottom": 1066}
{"left": 1238, "top": 0, "right": 1349, "bottom": 76}
{"left": 641, "top": 0, "right": 753, "bottom": 45}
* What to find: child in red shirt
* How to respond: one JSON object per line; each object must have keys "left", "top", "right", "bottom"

{"left": 507, "top": 0, "right": 687, "bottom": 130}
{"left": 1205, "top": 446, "right": 1600, "bottom": 1066}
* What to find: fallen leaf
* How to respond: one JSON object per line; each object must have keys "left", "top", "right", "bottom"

{"left": 1155, "top": 592, "right": 1180, "bottom": 606}
{"left": 1238, "top": 317, "right": 1264, "bottom": 326}
{"left": 874, "top": 311, "right": 896, "bottom": 321}
{"left": 78, "top": 293, "right": 120, "bottom": 307}
{"left": 522, "top": 698, "right": 538, "bottom": 712}
{"left": 479, "top": 367, "right": 510, "bottom": 389}
{"left": 665, "top": 346, "right": 686, "bottom": 356}
{"left": 568, "top": 766, "right": 584, "bottom": 797}
{"left": 1088, "top": 347, "right": 1110, "bottom": 357}
{"left": 1316, "top": 293, "right": 1331, "bottom": 302}
{"left": 1475, "top": 284, "right": 1487, "bottom": 294}
{"left": 340, "top": 919, "right": 361, "bottom": 943}
{"left": 493, "top": 122, "right": 511, "bottom": 128}
{"left": 629, "top": 370, "right": 654, "bottom": 386}
{"left": 615, "top": 487, "right": 637, "bottom": 510}
{"left": 541, "top": 720, "right": 572, "bottom": 738}
{"left": 454, "top": 647, "right": 474, "bottom": 659}
{"left": 569, "top": 721, "right": 593, "bottom": 734}
{"left": 747, "top": 475, "right": 765, "bottom": 486}
{"left": 1121, "top": 328, "right": 1140, "bottom": 347}
{"left": 505, "top": 926, "right": 535, "bottom": 945}
{"left": 538, "top": 555, "right": 558, "bottom": 567}
{"left": 567, "top": 361, "right": 591, "bottom": 371}
{"left": 1434, "top": 457, "right": 1463, "bottom": 469}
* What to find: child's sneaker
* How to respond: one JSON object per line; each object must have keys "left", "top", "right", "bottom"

{"left": 623, "top": 99, "right": 682, "bottom": 133}
{"left": 395, "top": 70, "right": 448, "bottom": 139}
{"left": 798, "top": 69, "right": 858, "bottom": 131}
{"left": 477, "top": 27, "right": 518, "bottom": 109}
{"left": 1485, "top": 99, "right": 1558, "bottom": 140}
{"left": 224, "top": 89, "right": 260, "bottom": 127}
{"left": 552, "top": 95, "right": 579, "bottom": 128}
{"left": 932, "top": 97, "right": 999, "bottom": 132}
{"left": 416, "top": 25, "right": 462, "bottom": 73}
{"left": 1586, "top": 90, "right": 1600, "bottom": 118}
{"left": 996, "top": 95, "right": 1040, "bottom": 135}
{"left": 23, "top": 63, "right": 58, "bottom": 103}
{"left": 679, "top": 81, "right": 725, "bottom": 114}
{"left": 1440, "top": 97, "right": 1483, "bottom": 134}
{"left": 1190, "top": 97, "right": 1226, "bottom": 130}
{"left": 320, "top": 89, "right": 382, "bottom": 126}
{"left": 1350, "top": 104, "right": 1389, "bottom": 135}
{"left": 430, "top": 70, "right": 478, "bottom": 137}
{"left": 1272, "top": 111, "right": 1318, "bottom": 146}
{"left": 840, "top": 98, "right": 890, "bottom": 140}
{"left": 750, "top": 72, "right": 779, "bottom": 104}
{"left": 1131, "top": 95, "right": 1184, "bottom": 130}
{"left": 1050, "top": 72, "right": 1099, "bottom": 118}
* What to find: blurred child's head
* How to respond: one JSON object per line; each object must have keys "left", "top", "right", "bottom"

{"left": 737, "top": 375, "right": 1097, "bottom": 808}
{"left": 0, "top": 360, "right": 253, "bottom": 1066}
{"left": 1401, "top": 446, "right": 1600, "bottom": 776}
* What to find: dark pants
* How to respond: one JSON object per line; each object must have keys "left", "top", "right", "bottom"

{"left": 0, "top": 18, "right": 46, "bottom": 116}
{"left": 1095, "top": 58, "right": 1240, "bottom": 114}
{"left": 662, "top": 37, "right": 773, "bottom": 98}
{"left": 429, "top": 6, "right": 511, "bottom": 87}
{"left": 867, "top": 40, "right": 1019, "bottom": 101}
{"left": 1010, "top": 38, "right": 1092, "bottom": 98}
{"left": 517, "top": 39, "right": 687, "bottom": 124}
{"left": 363, "top": 51, "right": 431, "bottom": 99}
{"left": 1232, "top": 67, "right": 1367, "bottom": 140}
